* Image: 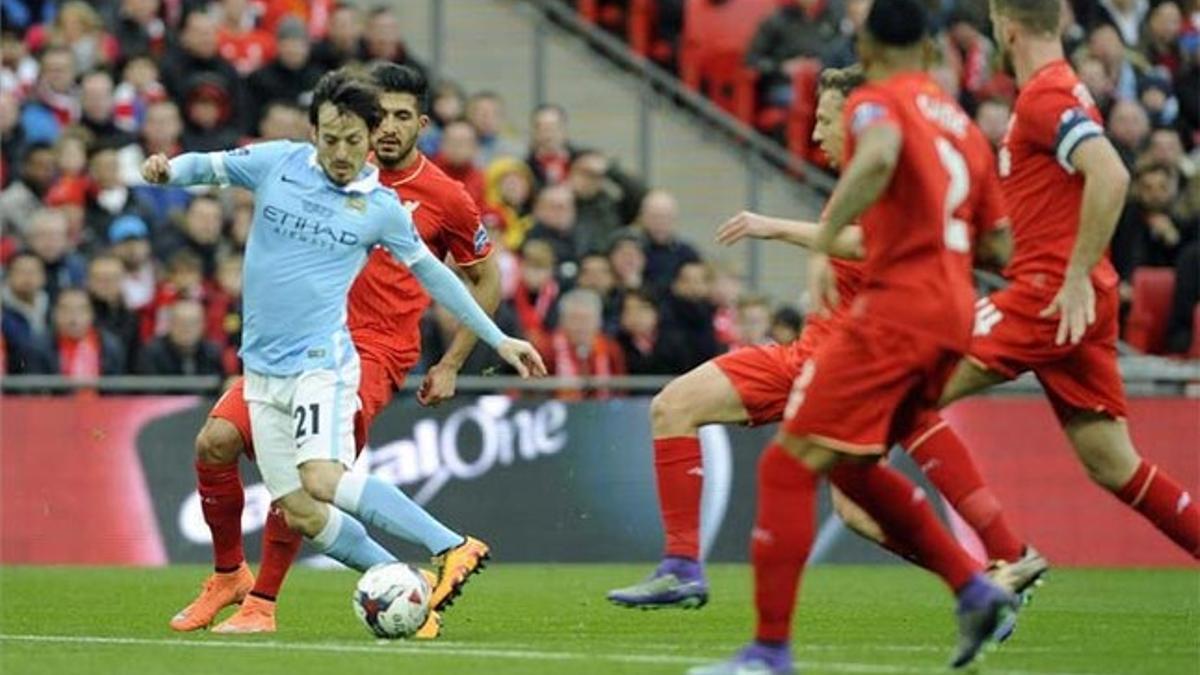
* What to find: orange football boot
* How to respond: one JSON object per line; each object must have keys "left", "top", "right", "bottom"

{"left": 414, "top": 569, "right": 441, "bottom": 640}
{"left": 169, "top": 563, "right": 255, "bottom": 631}
{"left": 429, "top": 536, "right": 490, "bottom": 611}
{"left": 212, "top": 594, "right": 277, "bottom": 634}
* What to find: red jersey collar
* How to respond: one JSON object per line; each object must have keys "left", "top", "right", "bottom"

{"left": 377, "top": 152, "right": 428, "bottom": 187}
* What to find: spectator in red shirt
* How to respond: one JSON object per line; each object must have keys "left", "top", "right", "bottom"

{"left": 506, "top": 238, "right": 561, "bottom": 354}
{"left": 433, "top": 120, "right": 486, "bottom": 208}
{"left": 215, "top": 0, "right": 277, "bottom": 75}
{"left": 546, "top": 288, "right": 626, "bottom": 399}
{"left": 23, "top": 287, "right": 126, "bottom": 377}
{"left": 526, "top": 103, "right": 579, "bottom": 187}
{"left": 24, "top": 1, "right": 118, "bottom": 73}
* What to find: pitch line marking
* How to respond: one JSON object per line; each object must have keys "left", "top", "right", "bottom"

{"left": 0, "top": 633, "right": 1108, "bottom": 675}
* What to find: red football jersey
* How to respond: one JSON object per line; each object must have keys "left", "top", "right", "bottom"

{"left": 841, "top": 71, "right": 988, "bottom": 351}
{"left": 347, "top": 154, "right": 493, "bottom": 363}
{"left": 795, "top": 258, "right": 865, "bottom": 355}
{"left": 998, "top": 60, "right": 1117, "bottom": 291}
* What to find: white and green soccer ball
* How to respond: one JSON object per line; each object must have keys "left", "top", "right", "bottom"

{"left": 352, "top": 562, "right": 431, "bottom": 639}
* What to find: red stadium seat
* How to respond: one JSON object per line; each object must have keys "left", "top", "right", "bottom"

{"left": 1125, "top": 267, "right": 1177, "bottom": 355}
{"left": 784, "top": 59, "right": 823, "bottom": 161}
{"left": 628, "top": 0, "right": 655, "bottom": 56}
{"left": 679, "top": 0, "right": 777, "bottom": 124}
{"left": 577, "top": 0, "right": 600, "bottom": 21}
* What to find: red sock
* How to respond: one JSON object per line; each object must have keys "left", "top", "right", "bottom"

{"left": 1114, "top": 460, "right": 1200, "bottom": 559}
{"left": 251, "top": 506, "right": 304, "bottom": 600}
{"left": 753, "top": 444, "right": 818, "bottom": 643}
{"left": 830, "top": 462, "right": 980, "bottom": 592}
{"left": 904, "top": 415, "right": 1025, "bottom": 562}
{"left": 195, "top": 460, "right": 245, "bottom": 571}
{"left": 654, "top": 436, "right": 703, "bottom": 560}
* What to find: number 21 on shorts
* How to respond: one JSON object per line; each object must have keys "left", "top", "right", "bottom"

{"left": 294, "top": 403, "right": 321, "bottom": 439}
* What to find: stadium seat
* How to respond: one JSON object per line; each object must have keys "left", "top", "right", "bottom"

{"left": 1125, "top": 267, "right": 1177, "bottom": 355}
{"left": 679, "top": 0, "right": 777, "bottom": 124}
{"left": 784, "top": 59, "right": 823, "bottom": 161}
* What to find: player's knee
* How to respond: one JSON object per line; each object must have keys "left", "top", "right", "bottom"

{"left": 651, "top": 385, "right": 693, "bottom": 434}
{"left": 279, "top": 503, "right": 322, "bottom": 538}
{"left": 299, "top": 464, "right": 340, "bottom": 503}
{"left": 194, "top": 422, "right": 242, "bottom": 465}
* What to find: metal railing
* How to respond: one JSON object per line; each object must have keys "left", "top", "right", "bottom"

{"left": 3, "top": 358, "right": 1198, "bottom": 396}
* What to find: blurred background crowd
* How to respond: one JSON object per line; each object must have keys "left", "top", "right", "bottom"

{"left": 0, "top": 0, "right": 1196, "bottom": 390}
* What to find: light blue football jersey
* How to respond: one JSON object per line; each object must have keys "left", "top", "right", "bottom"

{"left": 168, "top": 141, "right": 429, "bottom": 376}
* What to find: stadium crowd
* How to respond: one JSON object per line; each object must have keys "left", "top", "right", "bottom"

{"left": 0, "top": 0, "right": 807, "bottom": 384}
{"left": 0, "top": 0, "right": 1196, "bottom": 388}
{"left": 579, "top": 0, "right": 1200, "bottom": 355}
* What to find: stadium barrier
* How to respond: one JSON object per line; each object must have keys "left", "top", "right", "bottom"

{"left": 1, "top": 392, "right": 1196, "bottom": 568}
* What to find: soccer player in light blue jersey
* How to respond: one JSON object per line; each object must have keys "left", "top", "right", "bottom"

{"left": 142, "top": 71, "right": 546, "bottom": 624}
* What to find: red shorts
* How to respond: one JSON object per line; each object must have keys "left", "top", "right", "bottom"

{"left": 969, "top": 280, "right": 1126, "bottom": 423}
{"left": 782, "top": 319, "right": 961, "bottom": 455}
{"left": 210, "top": 346, "right": 414, "bottom": 460}
{"left": 713, "top": 343, "right": 809, "bottom": 425}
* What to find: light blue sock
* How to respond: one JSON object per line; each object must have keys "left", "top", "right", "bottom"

{"left": 310, "top": 507, "right": 396, "bottom": 572}
{"left": 335, "top": 473, "right": 465, "bottom": 554}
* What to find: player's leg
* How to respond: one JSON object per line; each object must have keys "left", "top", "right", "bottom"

{"left": 356, "top": 348, "right": 492, "bottom": 615}
{"left": 1066, "top": 413, "right": 1200, "bottom": 558}
{"left": 246, "top": 382, "right": 396, "bottom": 571}
{"left": 695, "top": 330, "right": 1014, "bottom": 674}
{"left": 216, "top": 350, "right": 409, "bottom": 633}
{"left": 610, "top": 347, "right": 794, "bottom": 609}
{"left": 169, "top": 384, "right": 256, "bottom": 631}
{"left": 1040, "top": 296, "right": 1200, "bottom": 558}
{"left": 290, "top": 364, "right": 478, "bottom": 611}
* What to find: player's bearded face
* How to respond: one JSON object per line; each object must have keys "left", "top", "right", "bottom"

{"left": 372, "top": 92, "right": 426, "bottom": 168}
{"left": 315, "top": 104, "right": 371, "bottom": 186}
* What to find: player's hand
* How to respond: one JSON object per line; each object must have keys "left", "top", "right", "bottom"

{"left": 1039, "top": 274, "right": 1096, "bottom": 345}
{"left": 807, "top": 253, "right": 839, "bottom": 317}
{"left": 716, "top": 211, "right": 775, "bottom": 246}
{"left": 141, "top": 153, "right": 171, "bottom": 184}
{"left": 417, "top": 362, "right": 458, "bottom": 407}
{"left": 497, "top": 338, "right": 547, "bottom": 378}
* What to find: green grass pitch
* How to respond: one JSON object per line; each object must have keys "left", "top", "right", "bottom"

{"left": 1, "top": 564, "right": 1196, "bottom": 674}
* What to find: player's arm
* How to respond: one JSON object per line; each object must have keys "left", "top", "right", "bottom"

{"left": 1041, "top": 135, "right": 1130, "bottom": 344}
{"left": 419, "top": 254, "right": 502, "bottom": 406}
{"left": 141, "top": 141, "right": 297, "bottom": 189}
{"left": 716, "top": 212, "right": 865, "bottom": 259}
{"left": 816, "top": 123, "right": 901, "bottom": 253}
{"left": 379, "top": 204, "right": 545, "bottom": 378}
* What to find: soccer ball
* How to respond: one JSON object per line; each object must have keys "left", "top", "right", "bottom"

{"left": 353, "top": 562, "right": 431, "bottom": 639}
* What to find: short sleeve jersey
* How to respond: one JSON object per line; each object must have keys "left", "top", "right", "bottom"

{"left": 347, "top": 153, "right": 493, "bottom": 360}
{"left": 841, "top": 72, "right": 982, "bottom": 351}
{"left": 174, "top": 141, "right": 428, "bottom": 376}
{"left": 998, "top": 60, "right": 1117, "bottom": 290}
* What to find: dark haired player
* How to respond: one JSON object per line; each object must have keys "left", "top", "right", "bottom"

{"left": 166, "top": 65, "right": 505, "bottom": 637}
{"left": 690, "top": 2, "right": 1017, "bottom": 672}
